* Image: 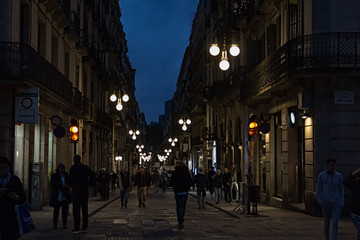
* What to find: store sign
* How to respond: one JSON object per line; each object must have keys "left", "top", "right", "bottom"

{"left": 334, "top": 91, "right": 354, "bottom": 104}
{"left": 15, "top": 88, "right": 39, "bottom": 124}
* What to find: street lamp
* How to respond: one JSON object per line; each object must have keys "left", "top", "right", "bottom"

{"left": 110, "top": 91, "right": 130, "bottom": 111}
{"left": 164, "top": 149, "right": 172, "bottom": 156}
{"left": 209, "top": 38, "right": 240, "bottom": 71}
{"left": 136, "top": 144, "right": 144, "bottom": 152}
{"left": 179, "top": 118, "right": 191, "bottom": 131}
{"left": 115, "top": 155, "right": 122, "bottom": 170}
{"left": 129, "top": 129, "right": 140, "bottom": 140}
{"left": 168, "top": 137, "right": 178, "bottom": 147}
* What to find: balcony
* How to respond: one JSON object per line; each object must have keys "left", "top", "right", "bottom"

{"left": 64, "top": 11, "right": 80, "bottom": 42}
{"left": 0, "top": 42, "right": 73, "bottom": 105}
{"left": 72, "top": 87, "right": 82, "bottom": 110}
{"left": 81, "top": 96, "right": 90, "bottom": 117}
{"left": 52, "top": 0, "right": 70, "bottom": 28}
{"left": 241, "top": 32, "right": 360, "bottom": 101}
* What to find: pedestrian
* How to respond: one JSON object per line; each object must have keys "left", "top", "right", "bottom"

{"left": 69, "top": 154, "right": 96, "bottom": 234}
{"left": 208, "top": 167, "right": 216, "bottom": 199}
{"left": 119, "top": 168, "right": 131, "bottom": 208}
{"left": 230, "top": 163, "right": 241, "bottom": 202}
{"left": 134, "top": 168, "right": 151, "bottom": 207}
{"left": 161, "top": 168, "right": 169, "bottom": 193}
{"left": 211, "top": 169, "right": 223, "bottom": 204}
{"left": 223, "top": 168, "right": 232, "bottom": 203}
{"left": 343, "top": 167, "right": 360, "bottom": 240}
{"left": 0, "top": 156, "right": 26, "bottom": 240}
{"left": 98, "top": 168, "right": 110, "bottom": 200}
{"left": 171, "top": 161, "right": 193, "bottom": 230}
{"left": 194, "top": 168, "right": 209, "bottom": 209}
{"left": 316, "top": 158, "right": 344, "bottom": 240}
{"left": 152, "top": 169, "right": 160, "bottom": 194}
{"left": 50, "top": 163, "right": 71, "bottom": 229}
{"left": 110, "top": 171, "right": 117, "bottom": 192}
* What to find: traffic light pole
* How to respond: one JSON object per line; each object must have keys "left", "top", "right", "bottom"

{"left": 74, "top": 142, "right": 77, "bottom": 155}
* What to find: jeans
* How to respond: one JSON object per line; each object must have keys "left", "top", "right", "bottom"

{"left": 53, "top": 201, "right": 69, "bottom": 227}
{"left": 73, "top": 189, "right": 89, "bottom": 230}
{"left": 120, "top": 188, "right": 130, "bottom": 207}
{"left": 321, "top": 202, "right": 343, "bottom": 240}
{"left": 197, "top": 188, "right": 206, "bottom": 208}
{"left": 175, "top": 193, "right": 188, "bottom": 225}
{"left": 224, "top": 185, "right": 231, "bottom": 202}
{"left": 214, "top": 187, "right": 222, "bottom": 203}
{"left": 231, "top": 181, "right": 239, "bottom": 201}
{"left": 351, "top": 212, "right": 360, "bottom": 240}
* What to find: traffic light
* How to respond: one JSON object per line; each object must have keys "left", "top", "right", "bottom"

{"left": 69, "top": 119, "right": 79, "bottom": 143}
{"left": 248, "top": 114, "right": 258, "bottom": 137}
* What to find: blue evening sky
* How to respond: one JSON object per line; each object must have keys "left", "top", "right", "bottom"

{"left": 119, "top": 0, "right": 199, "bottom": 123}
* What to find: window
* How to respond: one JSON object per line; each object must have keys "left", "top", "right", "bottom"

{"left": 51, "top": 36, "right": 58, "bottom": 67}
{"left": 288, "top": 0, "right": 303, "bottom": 40}
{"left": 20, "top": 4, "right": 30, "bottom": 44}
{"left": 38, "top": 22, "right": 46, "bottom": 57}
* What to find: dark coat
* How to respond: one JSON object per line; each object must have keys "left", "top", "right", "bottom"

{"left": 212, "top": 174, "right": 223, "bottom": 188}
{"left": 134, "top": 173, "right": 151, "bottom": 187}
{"left": 195, "top": 173, "right": 210, "bottom": 189}
{"left": 343, "top": 174, "right": 360, "bottom": 215}
{"left": 120, "top": 172, "right": 131, "bottom": 189}
{"left": 0, "top": 174, "right": 26, "bottom": 240}
{"left": 69, "top": 162, "right": 96, "bottom": 196}
{"left": 50, "top": 172, "right": 70, "bottom": 206}
{"left": 171, "top": 165, "right": 193, "bottom": 193}
{"left": 223, "top": 172, "right": 232, "bottom": 189}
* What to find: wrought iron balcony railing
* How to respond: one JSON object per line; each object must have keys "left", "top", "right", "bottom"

{"left": 0, "top": 42, "right": 73, "bottom": 104}
{"left": 241, "top": 32, "right": 360, "bottom": 100}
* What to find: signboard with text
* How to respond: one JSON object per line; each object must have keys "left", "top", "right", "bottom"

{"left": 15, "top": 87, "right": 39, "bottom": 124}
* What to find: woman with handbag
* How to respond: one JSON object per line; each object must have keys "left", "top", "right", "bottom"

{"left": 0, "top": 156, "right": 26, "bottom": 240}
{"left": 50, "top": 163, "right": 71, "bottom": 229}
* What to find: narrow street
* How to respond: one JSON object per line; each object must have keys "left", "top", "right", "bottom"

{"left": 21, "top": 188, "right": 357, "bottom": 240}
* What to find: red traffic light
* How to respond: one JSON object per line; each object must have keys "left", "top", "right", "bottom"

{"left": 70, "top": 119, "right": 79, "bottom": 143}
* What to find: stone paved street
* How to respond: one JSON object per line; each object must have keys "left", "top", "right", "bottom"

{"left": 21, "top": 188, "right": 357, "bottom": 240}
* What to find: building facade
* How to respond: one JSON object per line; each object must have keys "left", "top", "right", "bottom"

{"left": 0, "top": 0, "right": 140, "bottom": 209}
{"left": 168, "top": 0, "right": 360, "bottom": 215}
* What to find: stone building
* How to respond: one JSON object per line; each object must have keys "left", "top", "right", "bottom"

{"left": 168, "top": 0, "right": 360, "bottom": 215}
{"left": 0, "top": 0, "right": 139, "bottom": 209}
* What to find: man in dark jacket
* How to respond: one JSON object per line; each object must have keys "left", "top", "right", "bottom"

{"left": 223, "top": 168, "right": 232, "bottom": 203}
{"left": 343, "top": 168, "right": 360, "bottom": 239}
{"left": 69, "top": 154, "right": 96, "bottom": 234}
{"left": 119, "top": 168, "right": 131, "bottom": 208}
{"left": 171, "top": 161, "right": 193, "bottom": 230}
{"left": 194, "top": 168, "right": 209, "bottom": 209}
{"left": 134, "top": 168, "right": 151, "bottom": 207}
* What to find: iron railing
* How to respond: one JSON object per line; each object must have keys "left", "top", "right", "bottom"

{"left": 0, "top": 42, "right": 73, "bottom": 103}
{"left": 241, "top": 32, "right": 360, "bottom": 100}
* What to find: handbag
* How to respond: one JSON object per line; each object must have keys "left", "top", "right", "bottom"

{"left": 15, "top": 203, "right": 35, "bottom": 235}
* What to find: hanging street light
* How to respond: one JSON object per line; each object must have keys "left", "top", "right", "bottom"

{"left": 129, "top": 129, "right": 140, "bottom": 140}
{"left": 179, "top": 118, "right": 191, "bottom": 131}
{"left": 168, "top": 137, "right": 178, "bottom": 147}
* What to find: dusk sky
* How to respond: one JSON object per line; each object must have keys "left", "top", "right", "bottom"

{"left": 119, "top": 0, "right": 199, "bottom": 123}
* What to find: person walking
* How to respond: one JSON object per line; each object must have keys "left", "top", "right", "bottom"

{"left": 152, "top": 169, "right": 160, "bottom": 194}
{"left": 134, "top": 168, "right": 151, "bottom": 207}
{"left": 0, "top": 156, "right": 26, "bottom": 240}
{"left": 208, "top": 167, "right": 216, "bottom": 199}
{"left": 230, "top": 163, "right": 241, "bottom": 202}
{"left": 194, "top": 168, "right": 209, "bottom": 209}
{"left": 69, "top": 154, "right": 96, "bottom": 234}
{"left": 343, "top": 168, "right": 360, "bottom": 240}
{"left": 50, "top": 163, "right": 71, "bottom": 229}
{"left": 211, "top": 169, "right": 223, "bottom": 204}
{"left": 161, "top": 169, "right": 169, "bottom": 193}
{"left": 110, "top": 171, "right": 117, "bottom": 192}
{"left": 316, "top": 158, "right": 344, "bottom": 240}
{"left": 171, "top": 161, "right": 193, "bottom": 230}
{"left": 119, "top": 168, "right": 131, "bottom": 208}
{"left": 223, "top": 168, "right": 232, "bottom": 203}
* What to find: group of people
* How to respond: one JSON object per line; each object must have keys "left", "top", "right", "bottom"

{"left": 1, "top": 154, "right": 360, "bottom": 238}
{"left": 192, "top": 163, "right": 242, "bottom": 208}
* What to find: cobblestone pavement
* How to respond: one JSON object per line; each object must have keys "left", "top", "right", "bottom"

{"left": 21, "top": 188, "right": 357, "bottom": 240}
